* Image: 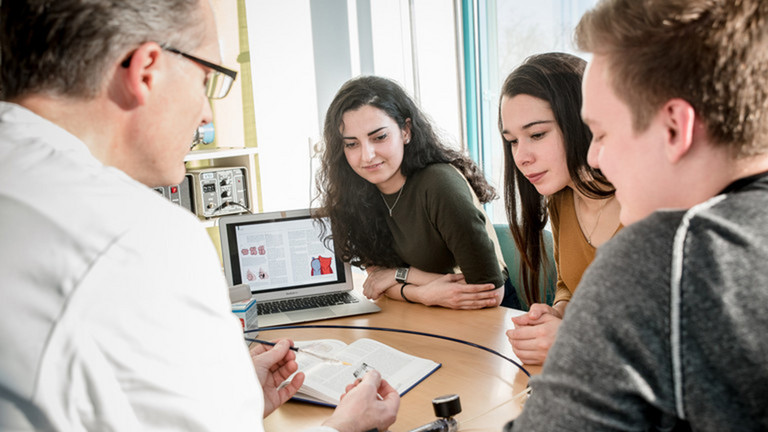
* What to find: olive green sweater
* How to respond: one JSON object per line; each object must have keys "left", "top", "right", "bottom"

{"left": 381, "top": 163, "right": 507, "bottom": 287}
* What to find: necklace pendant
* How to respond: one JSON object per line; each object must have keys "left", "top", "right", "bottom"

{"left": 381, "top": 179, "right": 406, "bottom": 217}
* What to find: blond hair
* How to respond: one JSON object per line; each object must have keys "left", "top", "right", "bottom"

{"left": 576, "top": 0, "right": 768, "bottom": 157}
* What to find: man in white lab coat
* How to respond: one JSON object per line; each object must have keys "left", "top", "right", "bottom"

{"left": 0, "top": 1, "right": 398, "bottom": 430}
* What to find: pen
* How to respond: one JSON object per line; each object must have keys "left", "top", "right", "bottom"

{"left": 247, "top": 338, "right": 352, "bottom": 366}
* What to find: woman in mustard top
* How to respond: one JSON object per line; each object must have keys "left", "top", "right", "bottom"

{"left": 499, "top": 53, "right": 622, "bottom": 365}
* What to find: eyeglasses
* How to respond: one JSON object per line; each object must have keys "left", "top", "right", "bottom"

{"left": 162, "top": 46, "right": 237, "bottom": 99}
{"left": 121, "top": 44, "right": 238, "bottom": 99}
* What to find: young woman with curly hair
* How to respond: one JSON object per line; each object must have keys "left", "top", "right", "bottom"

{"left": 316, "top": 75, "right": 517, "bottom": 310}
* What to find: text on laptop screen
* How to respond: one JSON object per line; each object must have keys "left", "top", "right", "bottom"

{"left": 224, "top": 215, "right": 345, "bottom": 293}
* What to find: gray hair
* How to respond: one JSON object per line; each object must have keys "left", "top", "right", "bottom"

{"left": 0, "top": 0, "right": 206, "bottom": 100}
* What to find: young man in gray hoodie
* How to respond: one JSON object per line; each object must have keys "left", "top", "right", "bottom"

{"left": 507, "top": 0, "right": 768, "bottom": 430}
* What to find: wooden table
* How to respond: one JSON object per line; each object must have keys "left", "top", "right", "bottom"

{"left": 260, "top": 295, "right": 540, "bottom": 431}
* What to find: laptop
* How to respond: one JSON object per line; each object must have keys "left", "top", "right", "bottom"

{"left": 219, "top": 209, "right": 381, "bottom": 327}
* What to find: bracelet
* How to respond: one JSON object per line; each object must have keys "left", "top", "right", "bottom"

{"left": 400, "top": 282, "right": 414, "bottom": 303}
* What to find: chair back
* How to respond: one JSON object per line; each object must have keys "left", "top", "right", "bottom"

{"left": 493, "top": 224, "right": 556, "bottom": 310}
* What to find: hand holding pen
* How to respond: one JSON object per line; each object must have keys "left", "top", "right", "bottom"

{"left": 247, "top": 338, "right": 352, "bottom": 365}
{"left": 248, "top": 338, "right": 305, "bottom": 416}
{"left": 248, "top": 338, "right": 399, "bottom": 432}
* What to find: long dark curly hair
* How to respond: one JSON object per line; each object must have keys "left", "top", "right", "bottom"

{"left": 499, "top": 52, "right": 614, "bottom": 306}
{"left": 316, "top": 75, "right": 496, "bottom": 268}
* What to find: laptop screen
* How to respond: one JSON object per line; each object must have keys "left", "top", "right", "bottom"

{"left": 219, "top": 209, "right": 351, "bottom": 301}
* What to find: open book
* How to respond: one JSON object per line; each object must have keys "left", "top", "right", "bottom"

{"left": 288, "top": 338, "right": 441, "bottom": 407}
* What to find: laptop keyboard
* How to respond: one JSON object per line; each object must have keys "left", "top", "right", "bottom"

{"left": 257, "top": 292, "right": 360, "bottom": 316}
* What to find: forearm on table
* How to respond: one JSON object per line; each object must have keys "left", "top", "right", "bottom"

{"left": 382, "top": 282, "right": 416, "bottom": 303}
{"left": 402, "top": 267, "right": 443, "bottom": 286}
{"left": 406, "top": 266, "right": 502, "bottom": 287}
{"left": 382, "top": 275, "right": 431, "bottom": 304}
{"left": 386, "top": 268, "right": 455, "bottom": 304}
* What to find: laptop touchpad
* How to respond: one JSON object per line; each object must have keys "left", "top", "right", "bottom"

{"left": 286, "top": 309, "right": 337, "bottom": 320}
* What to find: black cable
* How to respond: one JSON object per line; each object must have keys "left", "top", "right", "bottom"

{"left": 213, "top": 200, "right": 253, "bottom": 215}
{"left": 247, "top": 324, "right": 530, "bottom": 377}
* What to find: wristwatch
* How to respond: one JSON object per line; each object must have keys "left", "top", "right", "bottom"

{"left": 395, "top": 267, "right": 410, "bottom": 284}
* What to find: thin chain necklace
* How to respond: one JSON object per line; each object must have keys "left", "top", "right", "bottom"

{"left": 580, "top": 195, "right": 611, "bottom": 246}
{"left": 381, "top": 179, "right": 406, "bottom": 217}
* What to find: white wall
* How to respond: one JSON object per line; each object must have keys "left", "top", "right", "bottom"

{"left": 245, "top": 1, "right": 320, "bottom": 212}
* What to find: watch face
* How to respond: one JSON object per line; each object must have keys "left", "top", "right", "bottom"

{"left": 396, "top": 267, "right": 408, "bottom": 282}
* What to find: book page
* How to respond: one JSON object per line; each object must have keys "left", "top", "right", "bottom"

{"left": 293, "top": 339, "right": 347, "bottom": 370}
{"left": 292, "top": 338, "right": 440, "bottom": 405}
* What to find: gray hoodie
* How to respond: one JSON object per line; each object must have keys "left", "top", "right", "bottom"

{"left": 507, "top": 172, "right": 768, "bottom": 431}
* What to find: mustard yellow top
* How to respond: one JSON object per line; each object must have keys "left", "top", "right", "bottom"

{"left": 549, "top": 190, "right": 621, "bottom": 304}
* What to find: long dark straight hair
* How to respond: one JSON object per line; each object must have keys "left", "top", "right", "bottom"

{"left": 317, "top": 75, "right": 496, "bottom": 268}
{"left": 499, "top": 52, "right": 614, "bottom": 306}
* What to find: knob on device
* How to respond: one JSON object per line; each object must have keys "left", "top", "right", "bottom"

{"left": 407, "top": 394, "right": 461, "bottom": 432}
{"left": 432, "top": 394, "right": 461, "bottom": 418}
